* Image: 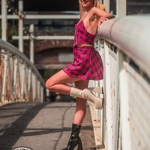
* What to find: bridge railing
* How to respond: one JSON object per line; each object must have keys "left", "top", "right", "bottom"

{"left": 88, "top": 14, "right": 150, "bottom": 150}
{"left": 0, "top": 39, "right": 45, "bottom": 105}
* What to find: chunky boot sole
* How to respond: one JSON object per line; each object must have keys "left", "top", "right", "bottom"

{"left": 70, "top": 87, "right": 103, "bottom": 109}
{"left": 94, "top": 98, "right": 103, "bottom": 109}
{"left": 83, "top": 89, "right": 103, "bottom": 109}
{"left": 88, "top": 87, "right": 103, "bottom": 94}
{"left": 62, "top": 124, "right": 82, "bottom": 150}
{"left": 77, "top": 142, "right": 83, "bottom": 150}
{"left": 87, "top": 87, "right": 103, "bottom": 109}
{"left": 62, "top": 142, "right": 82, "bottom": 150}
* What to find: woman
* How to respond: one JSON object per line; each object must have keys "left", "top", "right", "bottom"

{"left": 46, "top": 0, "right": 114, "bottom": 149}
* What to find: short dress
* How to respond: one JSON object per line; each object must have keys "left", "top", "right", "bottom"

{"left": 63, "top": 20, "right": 103, "bottom": 81}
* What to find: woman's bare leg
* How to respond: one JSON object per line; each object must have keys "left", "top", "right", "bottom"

{"left": 45, "top": 70, "right": 80, "bottom": 95}
{"left": 73, "top": 80, "right": 89, "bottom": 125}
{"left": 46, "top": 70, "right": 89, "bottom": 125}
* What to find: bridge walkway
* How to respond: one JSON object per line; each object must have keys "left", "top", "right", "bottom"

{"left": 0, "top": 101, "right": 96, "bottom": 150}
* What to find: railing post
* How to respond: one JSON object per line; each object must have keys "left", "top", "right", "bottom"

{"left": 29, "top": 24, "right": 34, "bottom": 63}
{"left": 103, "top": 0, "right": 110, "bottom": 12}
{"left": 117, "top": 50, "right": 124, "bottom": 150}
{"left": 1, "top": 0, "right": 7, "bottom": 41}
{"left": 2, "top": 51, "right": 8, "bottom": 103}
{"left": 117, "top": 0, "right": 126, "bottom": 17}
{"left": 1, "top": 0, "right": 7, "bottom": 103}
{"left": 112, "top": 48, "right": 120, "bottom": 150}
{"left": 13, "top": 57, "right": 18, "bottom": 100}
{"left": 18, "top": 0, "right": 24, "bottom": 52}
{"left": 27, "top": 68, "right": 31, "bottom": 101}
{"left": 32, "top": 73, "right": 36, "bottom": 102}
{"left": 18, "top": 59, "right": 21, "bottom": 100}
{"left": 20, "top": 63, "right": 26, "bottom": 101}
{"left": 119, "top": 65, "right": 131, "bottom": 150}
{"left": 7, "top": 52, "right": 14, "bottom": 101}
{"left": 37, "top": 81, "right": 39, "bottom": 102}
{"left": 104, "top": 41, "right": 113, "bottom": 150}
{"left": 98, "top": 39, "right": 105, "bottom": 146}
{"left": 41, "top": 86, "right": 43, "bottom": 103}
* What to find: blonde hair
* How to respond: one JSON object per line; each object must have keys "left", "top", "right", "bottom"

{"left": 79, "top": 0, "right": 100, "bottom": 19}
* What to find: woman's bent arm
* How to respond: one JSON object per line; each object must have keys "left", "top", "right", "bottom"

{"left": 90, "top": 7, "right": 114, "bottom": 19}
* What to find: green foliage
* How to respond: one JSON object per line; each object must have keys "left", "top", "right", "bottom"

{"left": 44, "top": 69, "right": 60, "bottom": 80}
{"left": 7, "top": 23, "right": 18, "bottom": 45}
{"left": 0, "top": 21, "right": 30, "bottom": 57}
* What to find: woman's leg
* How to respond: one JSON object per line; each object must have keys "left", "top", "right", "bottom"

{"left": 62, "top": 80, "right": 88, "bottom": 150}
{"left": 45, "top": 70, "right": 80, "bottom": 95}
{"left": 46, "top": 70, "right": 103, "bottom": 110}
{"left": 73, "top": 80, "right": 89, "bottom": 125}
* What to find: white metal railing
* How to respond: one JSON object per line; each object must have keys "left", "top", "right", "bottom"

{"left": 89, "top": 14, "right": 150, "bottom": 150}
{"left": 0, "top": 39, "right": 45, "bottom": 105}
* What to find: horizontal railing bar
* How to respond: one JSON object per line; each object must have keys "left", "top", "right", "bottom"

{"left": 12, "top": 36, "right": 74, "bottom": 40}
{"left": 35, "top": 64, "right": 69, "bottom": 69}
{"left": 0, "top": 15, "right": 80, "bottom": 20}
{"left": 98, "top": 14, "right": 150, "bottom": 76}
{"left": 127, "top": 2, "right": 150, "bottom": 6}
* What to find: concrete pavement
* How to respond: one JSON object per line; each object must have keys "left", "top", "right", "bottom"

{"left": 0, "top": 101, "right": 96, "bottom": 150}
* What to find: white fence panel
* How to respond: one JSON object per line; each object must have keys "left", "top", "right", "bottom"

{"left": 89, "top": 14, "right": 150, "bottom": 150}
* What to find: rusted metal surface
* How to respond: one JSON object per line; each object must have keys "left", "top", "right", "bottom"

{"left": 122, "top": 62, "right": 150, "bottom": 150}
{"left": 98, "top": 14, "right": 150, "bottom": 76}
{"left": 89, "top": 14, "right": 150, "bottom": 150}
{"left": 0, "top": 39, "right": 45, "bottom": 105}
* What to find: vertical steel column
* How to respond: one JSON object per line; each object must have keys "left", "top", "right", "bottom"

{"left": 1, "top": 0, "right": 7, "bottom": 103}
{"left": 35, "top": 76, "right": 37, "bottom": 102}
{"left": 117, "top": 0, "right": 126, "bottom": 17}
{"left": 37, "top": 81, "right": 40, "bottom": 102}
{"left": 120, "top": 65, "right": 131, "bottom": 150}
{"left": 17, "top": 59, "right": 21, "bottom": 100}
{"left": 2, "top": 51, "right": 8, "bottom": 103}
{"left": 24, "top": 66, "right": 28, "bottom": 101}
{"left": 13, "top": 57, "right": 18, "bottom": 100}
{"left": 27, "top": 68, "right": 31, "bottom": 101}
{"left": 104, "top": 42, "right": 113, "bottom": 150}
{"left": 41, "top": 86, "right": 43, "bottom": 103}
{"left": 7, "top": 52, "right": 14, "bottom": 100}
{"left": 98, "top": 39, "right": 105, "bottom": 146}
{"left": 18, "top": 0, "right": 24, "bottom": 52}
{"left": 112, "top": 49, "right": 120, "bottom": 150}
{"left": 1, "top": 0, "right": 7, "bottom": 41}
{"left": 32, "top": 73, "right": 36, "bottom": 102}
{"left": 117, "top": 50, "right": 124, "bottom": 150}
{"left": 20, "top": 63, "right": 26, "bottom": 101}
{"left": 103, "top": 0, "right": 110, "bottom": 12}
{"left": 95, "top": 81, "right": 101, "bottom": 122}
{"left": 29, "top": 24, "right": 34, "bottom": 63}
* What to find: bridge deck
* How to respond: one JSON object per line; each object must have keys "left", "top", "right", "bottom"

{"left": 0, "top": 101, "right": 96, "bottom": 150}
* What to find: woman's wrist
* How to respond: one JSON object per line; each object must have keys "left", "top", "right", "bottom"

{"left": 106, "top": 15, "right": 115, "bottom": 19}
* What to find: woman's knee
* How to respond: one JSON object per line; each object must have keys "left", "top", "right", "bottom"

{"left": 45, "top": 77, "right": 54, "bottom": 90}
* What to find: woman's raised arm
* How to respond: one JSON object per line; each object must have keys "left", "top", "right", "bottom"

{"left": 90, "top": 7, "right": 114, "bottom": 19}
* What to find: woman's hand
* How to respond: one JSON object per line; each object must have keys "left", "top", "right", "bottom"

{"left": 98, "top": 16, "right": 108, "bottom": 26}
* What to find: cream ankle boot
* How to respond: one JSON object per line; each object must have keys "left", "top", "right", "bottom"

{"left": 70, "top": 87, "right": 103, "bottom": 109}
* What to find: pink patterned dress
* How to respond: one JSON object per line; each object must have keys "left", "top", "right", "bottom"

{"left": 63, "top": 20, "right": 103, "bottom": 81}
